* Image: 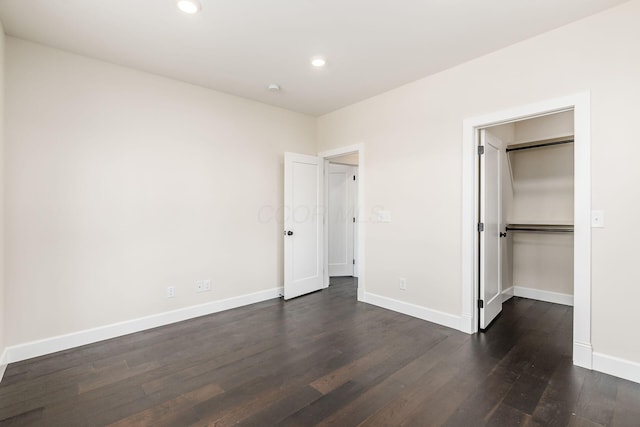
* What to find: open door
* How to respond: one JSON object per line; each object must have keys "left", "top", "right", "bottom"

{"left": 479, "top": 130, "right": 503, "bottom": 329}
{"left": 328, "top": 163, "right": 356, "bottom": 277}
{"left": 284, "top": 152, "right": 324, "bottom": 300}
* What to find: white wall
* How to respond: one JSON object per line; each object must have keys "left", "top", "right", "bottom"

{"left": 509, "top": 144, "right": 574, "bottom": 223}
{"left": 4, "top": 38, "right": 316, "bottom": 347}
{"left": 509, "top": 111, "right": 574, "bottom": 223}
{"left": 330, "top": 153, "right": 359, "bottom": 165}
{"left": 515, "top": 110, "right": 574, "bottom": 143}
{"left": 509, "top": 112, "right": 574, "bottom": 297}
{"left": 317, "top": 0, "right": 640, "bottom": 364}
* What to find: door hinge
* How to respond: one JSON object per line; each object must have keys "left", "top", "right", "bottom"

{"left": 353, "top": 217, "right": 356, "bottom": 223}
{"left": 353, "top": 175, "right": 356, "bottom": 181}
{"left": 353, "top": 259, "right": 355, "bottom": 265}
{"left": 478, "top": 299, "right": 484, "bottom": 309}
{"left": 478, "top": 145, "right": 485, "bottom": 155}
{"left": 478, "top": 222, "right": 484, "bottom": 232}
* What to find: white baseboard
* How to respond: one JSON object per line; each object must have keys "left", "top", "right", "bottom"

{"left": 459, "top": 313, "right": 474, "bottom": 334}
{"left": 512, "top": 286, "right": 573, "bottom": 306}
{"left": 3, "top": 287, "right": 283, "bottom": 367}
{"left": 0, "top": 348, "right": 8, "bottom": 383}
{"left": 574, "top": 341, "right": 593, "bottom": 370}
{"left": 362, "top": 292, "right": 465, "bottom": 333}
{"left": 502, "top": 286, "right": 514, "bottom": 303}
{"left": 593, "top": 352, "right": 640, "bottom": 384}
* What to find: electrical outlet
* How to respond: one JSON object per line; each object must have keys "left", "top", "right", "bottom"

{"left": 195, "top": 280, "right": 204, "bottom": 293}
{"left": 399, "top": 278, "right": 407, "bottom": 290}
{"left": 167, "top": 286, "right": 176, "bottom": 298}
{"left": 203, "top": 280, "right": 212, "bottom": 291}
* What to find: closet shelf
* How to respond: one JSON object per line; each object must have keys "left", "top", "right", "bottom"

{"left": 506, "top": 137, "right": 574, "bottom": 153}
{"left": 505, "top": 219, "right": 573, "bottom": 226}
{"left": 506, "top": 223, "right": 574, "bottom": 233}
{"left": 505, "top": 136, "right": 575, "bottom": 190}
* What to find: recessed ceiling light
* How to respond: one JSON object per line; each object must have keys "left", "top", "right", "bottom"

{"left": 177, "top": 0, "right": 201, "bottom": 14}
{"left": 311, "top": 57, "right": 327, "bottom": 68}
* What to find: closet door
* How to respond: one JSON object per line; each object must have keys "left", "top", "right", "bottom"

{"left": 479, "top": 130, "right": 502, "bottom": 329}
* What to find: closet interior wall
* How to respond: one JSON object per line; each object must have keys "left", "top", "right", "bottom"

{"left": 488, "top": 110, "right": 575, "bottom": 304}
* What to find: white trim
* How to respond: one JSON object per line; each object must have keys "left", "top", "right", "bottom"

{"left": 322, "top": 158, "right": 331, "bottom": 288}
{"left": 319, "top": 143, "right": 365, "bottom": 302}
{"left": 512, "top": 286, "right": 573, "bottom": 306}
{"left": 362, "top": 292, "right": 466, "bottom": 333}
{"left": 462, "top": 92, "right": 592, "bottom": 369}
{"left": 502, "top": 286, "right": 514, "bottom": 303}
{"left": 593, "top": 352, "right": 640, "bottom": 385}
{"left": 574, "top": 341, "right": 593, "bottom": 370}
{"left": 0, "top": 348, "right": 8, "bottom": 383}
{"left": 318, "top": 144, "right": 362, "bottom": 159}
{"left": 3, "top": 287, "right": 282, "bottom": 366}
{"left": 572, "top": 92, "right": 592, "bottom": 369}
{"left": 459, "top": 313, "right": 474, "bottom": 334}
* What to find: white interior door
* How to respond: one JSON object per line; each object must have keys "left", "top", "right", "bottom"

{"left": 284, "top": 152, "right": 324, "bottom": 300}
{"left": 353, "top": 168, "right": 359, "bottom": 278}
{"left": 479, "top": 130, "right": 503, "bottom": 329}
{"left": 328, "top": 164, "right": 355, "bottom": 277}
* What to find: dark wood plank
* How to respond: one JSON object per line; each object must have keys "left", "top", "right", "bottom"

{"left": 1, "top": 280, "right": 639, "bottom": 427}
{"left": 574, "top": 371, "right": 619, "bottom": 426}
{"left": 485, "top": 402, "right": 531, "bottom": 426}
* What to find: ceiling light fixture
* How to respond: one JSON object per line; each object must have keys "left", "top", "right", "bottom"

{"left": 311, "top": 57, "right": 327, "bottom": 68}
{"left": 177, "top": 0, "right": 201, "bottom": 14}
{"left": 268, "top": 84, "right": 281, "bottom": 92}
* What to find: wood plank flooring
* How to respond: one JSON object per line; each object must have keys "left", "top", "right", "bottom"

{"left": 1, "top": 277, "right": 639, "bottom": 426}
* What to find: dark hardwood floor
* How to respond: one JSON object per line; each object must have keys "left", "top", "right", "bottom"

{"left": 1, "top": 277, "right": 639, "bottom": 426}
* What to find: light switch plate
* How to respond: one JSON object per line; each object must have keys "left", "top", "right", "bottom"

{"left": 591, "top": 210, "right": 605, "bottom": 228}
{"left": 377, "top": 210, "right": 391, "bottom": 223}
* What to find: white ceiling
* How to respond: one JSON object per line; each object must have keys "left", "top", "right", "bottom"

{"left": 0, "top": 0, "right": 630, "bottom": 116}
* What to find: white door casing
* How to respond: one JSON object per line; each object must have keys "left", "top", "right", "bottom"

{"left": 318, "top": 143, "right": 365, "bottom": 299}
{"left": 461, "top": 93, "right": 591, "bottom": 369}
{"left": 479, "top": 130, "right": 502, "bottom": 329}
{"left": 284, "top": 152, "right": 324, "bottom": 300}
{"left": 328, "top": 163, "right": 356, "bottom": 277}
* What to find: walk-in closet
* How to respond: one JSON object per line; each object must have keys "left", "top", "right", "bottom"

{"left": 480, "top": 110, "right": 575, "bottom": 328}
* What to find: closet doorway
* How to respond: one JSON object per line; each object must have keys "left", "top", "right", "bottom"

{"left": 479, "top": 111, "right": 575, "bottom": 330}
{"left": 462, "top": 93, "right": 592, "bottom": 369}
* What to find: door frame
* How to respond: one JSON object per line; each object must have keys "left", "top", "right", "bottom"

{"left": 318, "top": 143, "right": 365, "bottom": 300}
{"left": 461, "top": 92, "right": 592, "bottom": 369}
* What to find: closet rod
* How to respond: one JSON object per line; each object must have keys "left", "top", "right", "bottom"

{"left": 505, "top": 226, "right": 573, "bottom": 233}
{"left": 506, "top": 139, "right": 574, "bottom": 153}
